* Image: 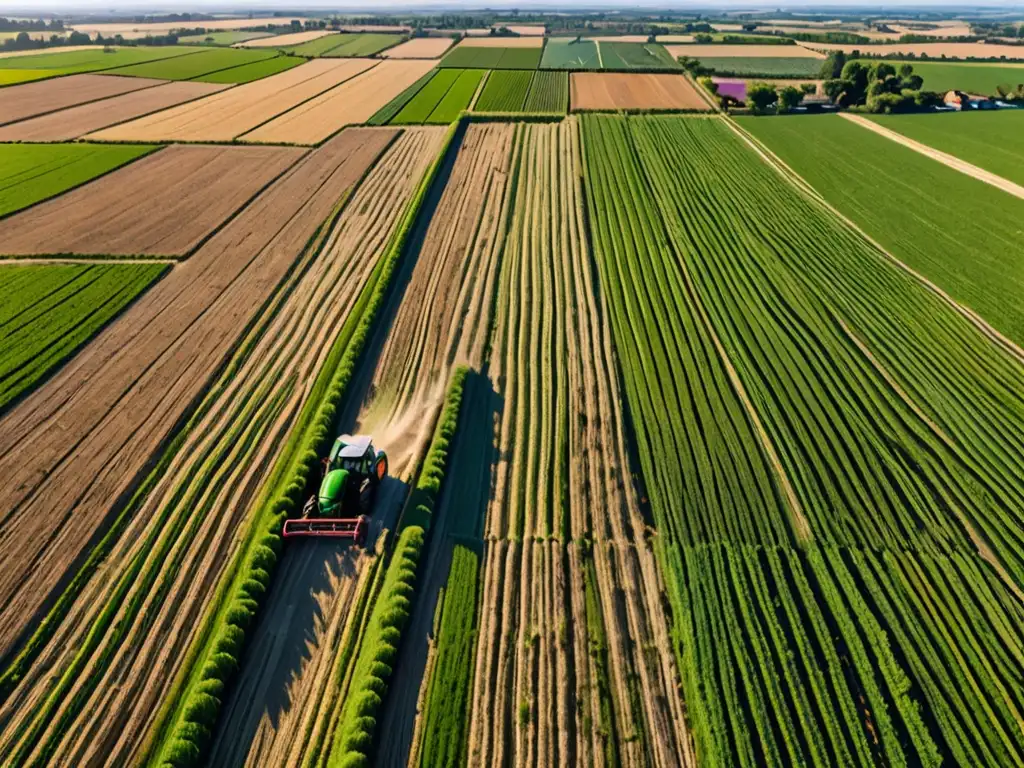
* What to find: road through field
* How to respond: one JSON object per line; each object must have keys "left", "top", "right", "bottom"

{"left": 840, "top": 112, "right": 1024, "bottom": 200}
{"left": 0, "top": 126, "right": 418, "bottom": 767}
{"left": 0, "top": 128, "right": 391, "bottom": 676}
{"left": 209, "top": 122, "right": 514, "bottom": 768}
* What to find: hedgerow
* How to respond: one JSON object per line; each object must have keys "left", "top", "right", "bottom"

{"left": 154, "top": 119, "right": 464, "bottom": 768}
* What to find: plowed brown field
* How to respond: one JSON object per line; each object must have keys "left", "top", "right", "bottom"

{"left": 571, "top": 72, "right": 711, "bottom": 111}
{"left": 241, "top": 60, "right": 436, "bottom": 145}
{"left": 0, "top": 81, "right": 228, "bottom": 141}
{"left": 0, "top": 73, "right": 165, "bottom": 125}
{"left": 0, "top": 128, "right": 395, "bottom": 694}
{"left": 86, "top": 58, "right": 374, "bottom": 142}
{"left": 0, "top": 144, "right": 304, "bottom": 257}
{"left": 209, "top": 122, "right": 513, "bottom": 767}
{"left": 0, "top": 126, "right": 427, "bottom": 768}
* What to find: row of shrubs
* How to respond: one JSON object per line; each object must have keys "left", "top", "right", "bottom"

{"left": 156, "top": 120, "right": 464, "bottom": 768}
{"left": 328, "top": 366, "right": 470, "bottom": 767}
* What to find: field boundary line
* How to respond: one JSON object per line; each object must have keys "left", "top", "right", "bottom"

{"left": 234, "top": 59, "right": 381, "bottom": 141}
{"left": 0, "top": 256, "right": 177, "bottom": 265}
{"left": 0, "top": 143, "right": 163, "bottom": 224}
{"left": 839, "top": 112, "right": 1024, "bottom": 201}
{"left": 723, "top": 115, "right": 1024, "bottom": 369}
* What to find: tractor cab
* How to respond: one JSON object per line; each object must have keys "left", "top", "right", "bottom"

{"left": 327, "top": 435, "right": 388, "bottom": 483}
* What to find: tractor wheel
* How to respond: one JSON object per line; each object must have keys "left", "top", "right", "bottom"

{"left": 372, "top": 451, "right": 388, "bottom": 485}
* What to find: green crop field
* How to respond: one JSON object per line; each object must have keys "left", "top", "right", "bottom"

{"left": 0, "top": 143, "right": 156, "bottom": 218}
{"left": 474, "top": 69, "right": 532, "bottom": 111}
{"left": 742, "top": 113, "right": 1024, "bottom": 345}
{"left": 391, "top": 68, "right": 483, "bottom": 123}
{"left": 866, "top": 110, "right": 1024, "bottom": 187}
{"left": 367, "top": 69, "right": 436, "bottom": 124}
{"left": 599, "top": 41, "right": 680, "bottom": 69}
{"left": 287, "top": 32, "right": 403, "bottom": 57}
{"left": 540, "top": 37, "right": 599, "bottom": 69}
{"left": 0, "top": 264, "right": 167, "bottom": 412}
{"left": 106, "top": 47, "right": 276, "bottom": 80}
{"left": 176, "top": 30, "right": 273, "bottom": 46}
{"left": 439, "top": 45, "right": 541, "bottom": 70}
{"left": 854, "top": 59, "right": 1024, "bottom": 96}
{"left": 697, "top": 56, "right": 823, "bottom": 77}
{"left": 523, "top": 70, "right": 568, "bottom": 112}
{"left": 193, "top": 53, "right": 304, "bottom": 83}
{"left": 0, "top": 46, "right": 201, "bottom": 84}
{"left": 582, "top": 112, "right": 1024, "bottom": 768}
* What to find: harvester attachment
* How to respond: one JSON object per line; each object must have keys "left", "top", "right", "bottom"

{"left": 283, "top": 515, "right": 369, "bottom": 546}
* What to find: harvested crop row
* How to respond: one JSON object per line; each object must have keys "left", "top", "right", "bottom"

{"left": 0, "top": 81, "right": 229, "bottom": 142}
{"left": 0, "top": 263, "right": 167, "bottom": 412}
{"left": 87, "top": 58, "right": 374, "bottom": 142}
{"left": 0, "top": 144, "right": 303, "bottom": 257}
{"left": 0, "top": 128, "right": 389, "bottom": 679}
{"left": 241, "top": 59, "right": 436, "bottom": 145}
{"left": 204, "top": 123, "right": 512, "bottom": 766}
{"left": 467, "top": 120, "right": 692, "bottom": 768}
{"left": 0, "top": 72, "right": 166, "bottom": 125}
{"left": 0, "top": 126, "right": 411, "bottom": 768}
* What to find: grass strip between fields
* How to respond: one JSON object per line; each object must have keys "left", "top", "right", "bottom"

{"left": 327, "top": 365, "right": 470, "bottom": 767}
{"left": 148, "top": 118, "right": 463, "bottom": 768}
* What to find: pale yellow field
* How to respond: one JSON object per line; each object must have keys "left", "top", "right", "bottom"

{"left": 382, "top": 37, "right": 453, "bottom": 58}
{"left": 889, "top": 23, "right": 975, "bottom": 37}
{"left": 455, "top": 36, "right": 544, "bottom": 48}
{"left": 502, "top": 25, "right": 545, "bottom": 36}
{"left": 87, "top": 58, "right": 373, "bottom": 142}
{"left": 239, "top": 29, "right": 334, "bottom": 47}
{"left": 658, "top": 34, "right": 696, "bottom": 43}
{"left": 335, "top": 24, "right": 409, "bottom": 33}
{"left": 666, "top": 44, "right": 826, "bottom": 58}
{"left": 0, "top": 44, "right": 100, "bottom": 59}
{"left": 241, "top": 60, "right": 435, "bottom": 145}
{"left": 606, "top": 35, "right": 654, "bottom": 42}
{"left": 801, "top": 40, "right": 1024, "bottom": 59}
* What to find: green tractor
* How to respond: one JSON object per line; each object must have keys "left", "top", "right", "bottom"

{"left": 283, "top": 435, "right": 388, "bottom": 544}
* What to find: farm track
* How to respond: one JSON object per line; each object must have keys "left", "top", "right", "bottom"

{"left": 0, "top": 127, "right": 393, "bottom": 681}
{"left": 210, "top": 122, "right": 513, "bottom": 767}
{"left": 840, "top": 112, "right": 1024, "bottom": 200}
{"left": 0, "top": 144, "right": 305, "bottom": 258}
{"left": 467, "top": 120, "right": 693, "bottom": 768}
{"left": 0, "top": 126, "right": 423, "bottom": 768}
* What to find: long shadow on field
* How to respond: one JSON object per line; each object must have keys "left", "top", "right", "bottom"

{"left": 375, "top": 369, "right": 503, "bottom": 767}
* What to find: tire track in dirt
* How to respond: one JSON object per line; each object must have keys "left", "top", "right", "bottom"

{"left": 466, "top": 120, "right": 693, "bottom": 768}
{"left": 209, "top": 122, "right": 514, "bottom": 768}
{"left": 0, "top": 127, "right": 426, "bottom": 767}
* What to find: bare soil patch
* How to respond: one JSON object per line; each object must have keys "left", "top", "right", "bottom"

{"left": 383, "top": 37, "right": 454, "bottom": 58}
{"left": 0, "top": 128, "right": 393, "bottom": 671}
{"left": 0, "top": 73, "right": 164, "bottom": 126}
{"left": 71, "top": 18, "right": 304, "bottom": 37}
{"left": 87, "top": 58, "right": 372, "bottom": 142}
{"left": 0, "top": 144, "right": 304, "bottom": 257}
{"left": 571, "top": 72, "right": 711, "bottom": 111}
{"left": 242, "top": 60, "right": 436, "bottom": 145}
{"left": 0, "top": 81, "right": 228, "bottom": 141}
{"left": 456, "top": 36, "right": 544, "bottom": 48}
{"left": 803, "top": 40, "right": 1024, "bottom": 58}
{"left": 666, "top": 43, "right": 825, "bottom": 58}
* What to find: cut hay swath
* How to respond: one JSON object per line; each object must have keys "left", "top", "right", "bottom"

{"left": 579, "top": 112, "right": 1024, "bottom": 768}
